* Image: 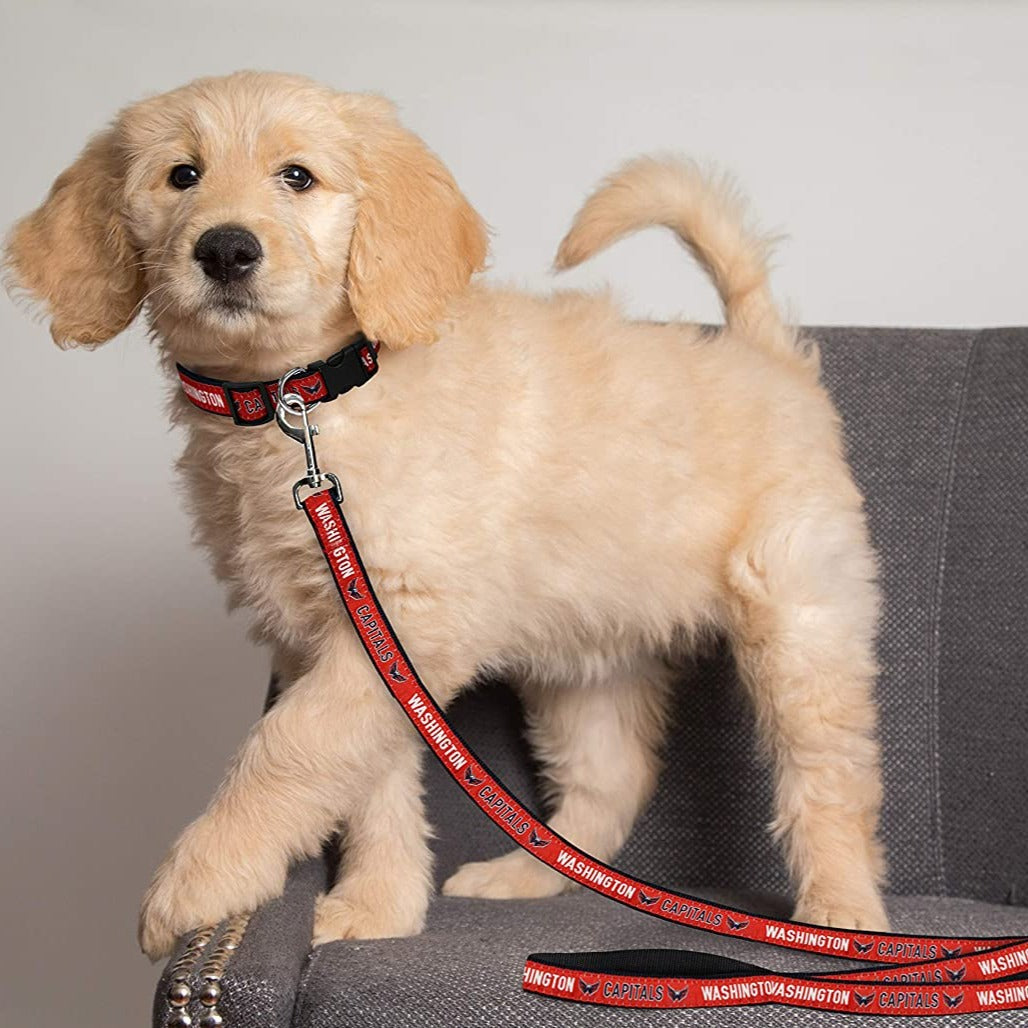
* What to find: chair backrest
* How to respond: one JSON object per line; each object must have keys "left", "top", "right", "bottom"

{"left": 426, "top": 327, "right": 1028, "bottom": 907}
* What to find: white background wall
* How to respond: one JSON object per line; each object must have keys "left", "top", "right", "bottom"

{"left": 1, "top": 2, "right": 1024, "bottom": 1025}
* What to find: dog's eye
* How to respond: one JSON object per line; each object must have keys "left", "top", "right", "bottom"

{"left": 280, "top": 165, "right": 315, "bottom": 191}
{"left": 169, "top": 164, "right": 201, "bottom": 190}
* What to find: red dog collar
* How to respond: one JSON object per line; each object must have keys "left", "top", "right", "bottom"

{"left": 176, "top": 335, "right": 379, "bottom": 426}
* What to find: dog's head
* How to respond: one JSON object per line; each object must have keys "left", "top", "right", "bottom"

{"left": 4, "top": 71, "right": 488, "bottom": 368}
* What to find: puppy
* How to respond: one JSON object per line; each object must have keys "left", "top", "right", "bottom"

{"left": 5, "top": 71, "right": 888, "bottom": 959}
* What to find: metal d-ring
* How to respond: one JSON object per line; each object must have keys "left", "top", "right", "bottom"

{"left": 275, "top": 367, "right": 341, "bottom": 507}
{"left": 275, "top": 366, "right": 317, "bottom": 435}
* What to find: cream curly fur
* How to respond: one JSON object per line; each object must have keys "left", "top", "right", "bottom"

{"left": 4, "top": 71, "right": 887, "bottom": 960}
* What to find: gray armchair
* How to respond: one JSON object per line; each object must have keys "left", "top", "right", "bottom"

{"left": 153, "top": 327, "right": 1028, "bottom": 1026}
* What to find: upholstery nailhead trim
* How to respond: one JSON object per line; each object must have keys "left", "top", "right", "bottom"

{"left": 162, "top": 915, "right": 250, "bottom": 1028}
{"left": 196, "top": 915, "right": 251, "bottom": 1028}
{"left": 164, "top": 925, "right": 217, "bottom": 1027}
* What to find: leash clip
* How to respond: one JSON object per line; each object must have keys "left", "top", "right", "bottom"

{"left": 276, "top": 368, "right": 342, "bottom": 509}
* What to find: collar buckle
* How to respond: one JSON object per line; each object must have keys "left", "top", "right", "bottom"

{"left": 309, "top": 339, "right": 378, "bottom": 400}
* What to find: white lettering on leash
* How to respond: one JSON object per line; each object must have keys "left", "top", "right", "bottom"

{"left": 699, "top": 980, "right": 850, "bottom": 1006}
{"left": 313, "top": 501, "right": 354, "bottom": 579}
{"left": 979, "top": 984, "right": 1028, "bottom": 1007}
{"left": 523, "top": 966, "right": 575, "bottom": 994}
{"left": 765, "top": 924, "right": 850, "bottom": 954}
{"left": 554, "top": 849, "right": 636, "bottom": 900}
{"left": 406, "top": 694, "right": 467, "bottom": 771}
{"left": 978, "top": 947, "right": 1028, "bottom": 977}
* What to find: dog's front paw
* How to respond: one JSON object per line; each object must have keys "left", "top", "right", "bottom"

{"left": 793, "top": 889, "right": 890, "bottom": 933}
{"left": 442, "top": 850, "right": 567, "bottom": 900}
{"left": 313, "top": 890, "right": 426, "bottom": 945}
{"left": 138, "top": 819, "right": 287, "bottom": 960}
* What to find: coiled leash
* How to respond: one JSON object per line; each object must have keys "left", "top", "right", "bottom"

{"left": 180, "top": 343, "right": 1028, "bottom": 1016}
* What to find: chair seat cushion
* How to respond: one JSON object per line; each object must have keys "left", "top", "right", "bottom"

{"left": 295, "top": 889, "right": 1028, "bottom": 1026}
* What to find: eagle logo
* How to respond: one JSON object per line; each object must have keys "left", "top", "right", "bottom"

{"left": 667, "top": 985, "right": 688, "bottom": 1003}
{"left": 638, "top": 891, "right": 659, "bottom": 906}
{"left": 388, "top": 661, "right": 407, "bottom": 683}
{"left": 345, "top": 580, "right": 362, "bottom": 601}
{"left": 943, "top": 993, "right": 963, "bottom": 1008}
{"left": 853, "top": 939, "right": 874, "bottom": 955}
{"left": 301, "top": 381, "right": 321, "bottom": 396}
{"left": 941, "top": 945, "right": 962, "bottom": 959}
{"left": 463, "top": 766, "right": 483, "bottom": 787}
{"left": 578, "top": 979, "right": 600, "bottom": 996}
{"left": 528, "top": 829, "right": 550, "bottom": 849}
{"left": 727, "top": 917, "right": 749, "bottom": 932}
{"left": 854, "top": 992, "right": 874, "bottom": 1007}
{"left": 945, "top": 965, "right": 966, "bottom": 982}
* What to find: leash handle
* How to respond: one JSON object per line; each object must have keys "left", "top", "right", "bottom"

{"left": 298, "top": 486, "right": 1028, "bottom": 1015}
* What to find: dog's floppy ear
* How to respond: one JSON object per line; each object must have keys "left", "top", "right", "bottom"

{"left": 344, "top": 104, "right": 488, "bottom": 349}
{"left": 4, "top": 127, "right": 144, "bottom": 348}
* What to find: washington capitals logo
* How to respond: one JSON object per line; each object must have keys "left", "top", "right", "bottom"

{"left": 853, "top": 939, "right": 874, "bottom": 955}
{"left": 301, "top": 381, "right": 321, "bottom": 396}
{"left": 388, "top": 661, "right": 407, "bottom": 683}
{"left": 578, "top": 979, "right": 599, "bottom": 996}
{"left": 346, "top": 580, "right": 363, "bottom": 601}
{"left": 529, "top": 829, "right": 550, "bottom": 849}
{"left": 941, "top": 946, "right": 962, "bottom": 959}
{"left": 945, "top": 965, "right": 966, "bottom": 982}
{"left": 854, "top": 992, "right": 874, "bottom": 1008}
{"left": 943, "top": 993, "right": 963, "bottom": 1008}
{"left": 463, "top": 766, "right": 483, "bottom": 786}
{"left": 638, "top": 891, "right": 659, "bottom": 906}
{"left": 667, "top": 985, "right": 688, "bottom": 1003}
{"left": 727, "top": 917, "right": 749, "bottom": 932}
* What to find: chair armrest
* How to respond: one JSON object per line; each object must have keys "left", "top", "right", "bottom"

{"left": 152, "top": 856, "right": 327, "bottom": 1028}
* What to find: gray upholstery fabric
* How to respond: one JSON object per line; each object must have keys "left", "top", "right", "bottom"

{"left": 935, "top": 329, "right": 1028, "bottom": 906}
{"left": 297, "top": 891, "right": 1028, "bottom": 1028}
{"left": 153, "top": 858, "right": 327, "bottom": 1028}
{"left": 821, "top": 327, "right": 982, "bottom": 898}
{"left": 154, "top": 327, "right": 1028, "bottom": 1027}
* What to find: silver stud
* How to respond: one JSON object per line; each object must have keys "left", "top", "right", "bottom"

{"left": 168, "top": 1013, "right": 193, "bottom": 1028}
{"left": 168, "top": 982, "right": 192, "bottom": 1007}
{"left": 199, "top": 1014, "right": 224, "bottom": 1028}
{"left": 199, "top": 981, "right": 222, "bottom": 1006}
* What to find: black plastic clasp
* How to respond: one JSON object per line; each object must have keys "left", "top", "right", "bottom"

{"left": 309, "top": 337, "right": 379, "bottom": 401}
{"left": 226, "top": 381, "right": 275, "bottom": 426}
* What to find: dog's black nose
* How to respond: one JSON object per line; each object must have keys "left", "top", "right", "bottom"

{"left": 194, "top": 226, "right": 263, "bottom": 283}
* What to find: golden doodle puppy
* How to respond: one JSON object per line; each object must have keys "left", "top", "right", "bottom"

{"left": 6, "top": 71, "right": 888, "bottom": 959}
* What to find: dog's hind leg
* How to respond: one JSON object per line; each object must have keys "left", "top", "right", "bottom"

{"left": 442, "top": 658, "right": 671, "bottom": 899}
{"left": 726, "top": 485, "right": 889, "bottom": 931}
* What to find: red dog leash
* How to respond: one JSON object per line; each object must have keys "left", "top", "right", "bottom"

{"left": 296, "top": 485, "right": 1028, "bottom": 1015}
{"left": 182, "top": 355, "right": 1028, "bottom": 1015}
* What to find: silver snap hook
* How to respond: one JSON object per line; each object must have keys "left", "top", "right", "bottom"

{"left": 275, "top": 367, "right": 341, "bottom": 507}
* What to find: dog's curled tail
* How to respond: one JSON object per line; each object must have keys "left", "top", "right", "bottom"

{"left": 554, "top": 156, "right": 815, "bottom": 375}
